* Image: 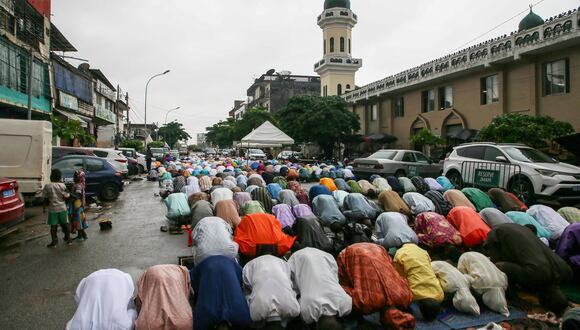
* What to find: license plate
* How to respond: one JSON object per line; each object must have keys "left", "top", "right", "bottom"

{"left": 573, "top": 186, "right": 580, "bottom": 192}
{"left": 360, "top": 164, "right": 374, "bottom": 168}
{"left": 2, "top": 189, "right": 15, "bottom": 198}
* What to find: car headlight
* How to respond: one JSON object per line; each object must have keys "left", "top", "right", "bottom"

{"left": 535, "top": 169, "right": 563, "bottom": 177}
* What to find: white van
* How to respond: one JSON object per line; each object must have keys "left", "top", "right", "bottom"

{"left": 0, "top": 119, "right": 52, "bottom": 199}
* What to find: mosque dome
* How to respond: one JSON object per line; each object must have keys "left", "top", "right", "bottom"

{"left": 324, "top": 0, "right": 351, "bottom": 10}
{"left": 518, "top": 8, "right": 544, "bottom": 32}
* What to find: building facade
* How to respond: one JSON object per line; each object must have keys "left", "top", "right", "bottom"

{"left": 343, "top": 6, "right": 580, "bottom": 149}
{"left": 314, "top": 0, "right": 362, "bottom": 96}
{"left": 0, "top": 0, "right": 54, "bottom": 119}
{"left": 228, "top": 100, "right": 246, "bottom": 120}
{"left": 246, "top": 70, "right": 320, "bottom": 113}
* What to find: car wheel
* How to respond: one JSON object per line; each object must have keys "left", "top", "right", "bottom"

{"left": 395, "top": 170, "right": 406, "bottom": 178}
{"left": 446, "top": 171, "right": 463, "bottom": 189}
{"left": 100, "top": 184, "right": 119, "bottom": 202}
{"left": 509, "top": 177, "right": 536, "bottom": 206}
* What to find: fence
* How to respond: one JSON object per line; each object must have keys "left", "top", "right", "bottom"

{"left": 460, "top": 161, "right": 522, "bottom": 191}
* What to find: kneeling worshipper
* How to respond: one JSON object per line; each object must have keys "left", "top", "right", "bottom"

{"left": 479, "top": 208, "right": 513, "bottom": 228}
{"left": 527, "top": 204, "right": 570, "bottom": 241}
{"left": 556, "top": 223, "right": 580, "bottom": 279}
{"left": 447, "top": 206, "right": 490, "bottom": 248}
{"left": 337, "top": 243, "right": 415, "bottom": 329}
{"left": 402, "top": 192, "right": 436, "bottom": 216}
{"left": 190, "top": 256, "right": 252, "bottom": 330}
{"left": 414, "top": 212, "right": 463, "bottom": 248}
{"left": 484, "top": 223, "right": 573, "bottom": 314}
{"left": 277, "top": 189, "right": 300, "bottom": 208}
{"left": 292, "top": 215, "right": 334, "bottom": 253}
{"left": 234, "top": 213, "right": 296, "bottom": 259}
{"left": 135, "top": 265, "right": 192, "bottom": 330}
{"left": 393, "top": 243, "right": 444, "bottom": 321}
{"left": 431, "top": 261, "right": 480, "bottom": 316}
{"left": 190, "top": 200, "right": 214, "bottom": 229}
{"left": 457, "top": 252, "right": 510, "bottom": 316}
{"left": 398, "top": 177, "right": 417, "bottom": 193}
{"left": 342, "top": 193, "right": 381, "bottom": 223}
{"left": 272, "top": 204, "right": 296, "bottom": 230}
{"left": 505, "top": 211, "right": 551, "bottom": 244}
{"left": 444, "top": 189, "right": 476, "bottom": 210}
{"left": 66, "top": 269, "right": 137, "bottom": 330}
{"left": 243, "top": 255, "right": 301, "bottom": 328}
{"left": 562, "top": 307, "right": 580, "bottom": 330}
{"left": 214, "top": 199, "right": 241, "bottom": 230}
{"left": 487, "top": 188, "right": 521, "bottom": 213}
{"left": 461, "top": 188, "right": 494, "bottom": 212}
{"left": 312, "top": 194, "right": 347, "bottom": 228}
{"left": 288, "top": 248, "right": 352, "bottom": 327}
{"left": 377, "top": 190, "right": 412, "bottom": 217}
{"left": 374, "top": 212, "right": 418, "bottom": 249}
{"left": 559, "top": 207, "right": 580, "bottom": 224}
{"left": 250, "top": 187, "right": 275, "bottom": 213}
{"left": 191, "top": 217, "right": 239, "bottom": 265}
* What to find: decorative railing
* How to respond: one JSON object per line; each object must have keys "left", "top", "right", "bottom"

{"left": 344, "top": 8, "right": 580, "bottom": 103}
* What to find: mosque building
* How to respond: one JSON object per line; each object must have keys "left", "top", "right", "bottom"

{"left": 315, "top": 1, "right": 580, "bottom": 150}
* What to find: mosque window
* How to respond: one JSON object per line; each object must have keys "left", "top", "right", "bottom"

{"left": 324, "top": 40, "right": 326, "bottom": 54}
{"left": 346, "top": 84, "right": 351, "bottom": 90}
{"left": 371, "top": 104, "right": 378, "bottom": 121}
{"left": 330, "top": 37, "right": 335, "bottom": 52}
{"left": 438, "top": 86, "right": 453, "bottom": 109}
{"left": 394, "top": 97, "right": 405, "bottom": 117}
{"left": 421, "top": 89, "right": 435, "bottom": 113}
{"left": 480, "top": 75, "right": 499, "bottom": 105}
{"left": 349, "top": 39, "right": 351, "bottom": 54}
{"left": 337, "top": 84, "right": 342, "bottom": 95}
{"left": 340, "top": 37, "right": 345, "bottom": 52}
{"left": 543, "top": 59, "right": 569, "bottom": 95}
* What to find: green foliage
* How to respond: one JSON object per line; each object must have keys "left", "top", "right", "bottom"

{"left": 188, "top": 144, "right": 202, "bottom": 152}
{"left": 120, "top": 140, "right": 144, "bottom": 151}
{"left": 276, "top": 95, "right": 360, "bottom": 158}
{"left": 410, "top": 128, "right": 445, "bottom": 147}
{"left": 158, "top": 121, "right": 192, "bottom": 148}
{"left": 478, "top": 114, "right": 574, "bottom": 147}
{"left": 52, "top": 117, "right": 95, "bottom": 146}
{"left": 148, "top": 141, "right": 164, "bottom": 148}
{"left": 205, "top": 107, "right": 278, "bottom": 148}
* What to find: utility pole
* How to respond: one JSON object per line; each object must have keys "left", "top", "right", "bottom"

{"left": 126, "top": 92, "right": 130, "bottom": 139}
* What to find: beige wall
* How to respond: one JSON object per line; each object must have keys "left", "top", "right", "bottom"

{"left": 349, "top": 45, "right": 580, "bottom": 148}
{"left": 321, "top": 72, "right": 356, "bottom": 96}
{"left": 323, "top": 27, "right": 352, "bottom": 55}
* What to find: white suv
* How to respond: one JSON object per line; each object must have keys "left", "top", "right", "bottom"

{"left": 443, "top": 143, "right": 580, "bottom": 205}
{"left": 80, "top": 147, "right": 129, "bottom": 178}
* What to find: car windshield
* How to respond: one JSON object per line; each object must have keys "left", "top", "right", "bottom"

{"left": 504, "top": 147, "right": 557, "bottom": 163}
{"left": 151, "top": 148, "right": 163, "bottom": 154}
{"left": 368, "top": 151, "right": 398, "bottom": 160}
{"left": 250, "top": 149, "right": 264, "bottom": 154}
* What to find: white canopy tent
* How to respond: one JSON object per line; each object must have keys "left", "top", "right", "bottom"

{"left": 238, "top": 121, "right": 294, "bottom": 148}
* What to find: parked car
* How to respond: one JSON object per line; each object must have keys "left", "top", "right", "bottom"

{"left": 53, "top": 146, "right": 95, "bottom": 160}
{"left": 118, "top": 147, "right": 141, "bottom": 175}
{"left": 246, "top": 149, "right": 267, "bottom": 160}
{"left": 150, "top": 147, "right": 164, "bottom": 161}
{"left": 135, "top": 152, "right": 147, "bottom": 173}
{"left": 353, "top": 149, "right": 442, "bottom": 178}
{"left": 204, "top": 148, "right": 217, "bottom": 157}
{"left": 277, "top": 151, "right": 302, "bottom": 161}
{"left": 80, "top": 147, "right": 129, "bottom": 178}
{"left": 0, "top": 178, "right": 25, "bottom": 228}
{"left": 443, "top": 143, "right": 580, "bottom": 205}
{"left": 52, "top": 155, "right": 124, "bottom": 201}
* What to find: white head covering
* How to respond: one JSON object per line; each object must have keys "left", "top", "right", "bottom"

{"left": 66, "top": 269, "right": 137, "bottom": 330}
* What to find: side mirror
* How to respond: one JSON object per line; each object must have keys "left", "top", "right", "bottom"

{"left": 495, "top": 156, "right": 508, "bottom": 163}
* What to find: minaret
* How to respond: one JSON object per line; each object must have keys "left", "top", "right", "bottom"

{"left": 314, "top": 0, "right": 362, "bottom": 97}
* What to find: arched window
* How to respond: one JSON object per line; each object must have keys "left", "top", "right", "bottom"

{"left": 337, "top": 84, "right": 342, "bottom": 95}
{"left": 349, "top": 39, "right": 351, "bottom": 54}
{"left": 340, "top": 37, "right": 345, "bottom": 52}
{"left": 346, "top": 84, "right": 351, "bottom": 90}
{"left": 330, "top": 37, "right": 335, "bottom": 53}
{"left": 323, "top": 40, "right": 326, "bottom": 54}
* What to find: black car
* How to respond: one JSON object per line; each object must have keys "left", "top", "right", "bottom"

{"left": 51, "top": 155, "right": 124, "bottom": 201}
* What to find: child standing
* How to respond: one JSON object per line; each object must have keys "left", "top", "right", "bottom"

{"left": 43, "top": 169, "right": 71, "bottom": 247}
{"left": 69, "top": 170, "right": 88, "bottom": 241}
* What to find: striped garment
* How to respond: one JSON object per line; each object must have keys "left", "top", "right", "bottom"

{"left": 251, "top": 187, "right": 274, "bottom": 213}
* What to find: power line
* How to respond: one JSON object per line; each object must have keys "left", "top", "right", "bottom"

{"left": 449, "top": 0, "right": 548, "bottom": 53}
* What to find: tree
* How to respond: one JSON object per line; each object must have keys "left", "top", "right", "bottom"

{"left": 148, "top": 141, "right": 164, "bottom": 148}
{"left": 157, "top": 121, "right": 191, "bottom": 148}
{"left": 52, "top": 117, "right": 95, "bottom": 146}
{"left": 276, "top": 95, "right": 360, "bottom": 158}
{"left": 205, "top": 119, "right": 235, "bottom": 148}
{"left": 478, "top": 114, "right": 574, "bottom": 148}
{"left": 188, "top": 144, "right": 202, "bottom": 152}
{"left": 411, "top": 128, "right": 445, "bottom": 155}
{"left": 231, "top": 107, "right": 278, "bottom": 141}
{"left": 120, "top": 140, "right": 143, "bottom": 152}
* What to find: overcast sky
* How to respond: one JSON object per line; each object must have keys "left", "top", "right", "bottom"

{"left": 51, "top": 0, "right": 577, "bottom": 144}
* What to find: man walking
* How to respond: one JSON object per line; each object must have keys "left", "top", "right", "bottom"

{"left": 146, "top": 145, "right": 153, "bottom": 172}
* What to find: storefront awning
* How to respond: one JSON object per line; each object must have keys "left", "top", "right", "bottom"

{"left": 55, "top": 109, "right": 88, "bottom": 128}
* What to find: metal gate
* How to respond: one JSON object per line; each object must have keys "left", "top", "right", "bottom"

{"left": 460, "top": 161, "right": 522, "bottom": 191}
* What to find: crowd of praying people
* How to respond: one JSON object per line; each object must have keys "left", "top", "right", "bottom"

{"left": 66, "top": 157, "right": 580, "bottom": 329}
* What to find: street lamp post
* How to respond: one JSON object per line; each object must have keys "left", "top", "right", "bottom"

{"left": 144, "top": 70, "right": 170, "bottom": 148}
{"left": 164, "top": 106, "right": 181, "bottom": 124}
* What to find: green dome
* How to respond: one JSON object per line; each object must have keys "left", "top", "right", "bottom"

{"left": 518, "top": 9, "right": 544, "bottom": 32}
{"left": 324, "top": 0, "right": 350, "bottom": 10}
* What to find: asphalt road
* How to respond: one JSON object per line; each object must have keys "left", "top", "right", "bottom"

{"left": 0, "top": 178, "right": 190, "bottom": 330}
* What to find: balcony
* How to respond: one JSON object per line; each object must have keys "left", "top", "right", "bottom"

{"left": 314, "top": 57, "right": 363, "bottom": 72}
{"left": 317, "top": 8, "right": 357, "bottom": 28}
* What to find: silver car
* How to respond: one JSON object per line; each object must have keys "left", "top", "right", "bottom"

{"left": 353, "top": 149, "right": 442, "bottom": 178}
